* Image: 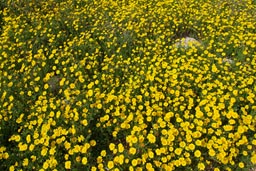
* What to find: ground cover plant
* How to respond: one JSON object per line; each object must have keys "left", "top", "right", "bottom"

{"left": 0, "top": 0, "right": 256, "bottom": 170}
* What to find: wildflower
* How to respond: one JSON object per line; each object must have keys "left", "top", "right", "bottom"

{"left": 147, "top": 133, "right": 156, "bottom": 143}
{"left": 129, "top": 147, "right": 137, "bottom": 155}
{"left": 118, "top": 143, "right": 124, "bottom": 153}
{"left": 41, "top": 147, "right": 48, "bottom": 156}
{"left": 97, "top": 103, "right": 102, "bottom": 109}
{"left": 82, "top": 157, "right": 87, "bottom": 165}
{"left": 78, "top": 75, "right": 85, "bottom": 83}
{"left": 211, "top": 64, "right": 218, "bottom": 73}
{"left": 238, "top": 162, "right": 244, "bottom": 168}
{"left": 198, "top": 162, "right": 205, "bottom": 170}
{"left": 90, "top": 140, "right": 96, "bottom": 146}
{"left": 87, "top": 89, "right": 93, "bottom": 97}
{"left": 109, "top": 143, "right": 115, "bottom": 151}
{"left": 188, "top": 144, "right": 195, "bottom": 151}
{"left": 107, "top": 161, "right": 114, "bottom": 169}
{"left": 209, "top": 149, "right": 216, "bottom": 157}
{"left": 146, "top": 163, "right": 154, "bottom": 171}
{"left": 100, "top": 150, "right": 106, "bottom": 157}
{"left": 43, "top": 161, "right": 49, "bottom": 169}
{"left": 29, "top": 144, "right": 35, "bottom": 151}
{"left": 65, "top": 161, "right": 71, "bottom": 169}
{"left": 9, "top": 166, "right": 15, "bottom": 171}
{"left": 69, "top": 83, "right": 75, "bottom": 89}
{"left": 148, "top": 151, "right": 154, "bottom": 158}
{"left": 18, "top": 143, "right": 28, "bottom": 151}
{"left": 9, "top": 95, "right": 14, "bottom": 102}
{"left": 174, "top": 148, "right": 182, "bottom": 155}
{"left": 91, "top": 166, "right": 97, "bottom": 171}
{"left": 132, "top": 159, "right": 138, "bottom": 166}
{"left": 44, "top": 83, "right": 49, "bottom": 89}
{"left": 22, "top": 158, "right": 29, "bottom": 166}
{"left": 251, "top": 153, "right": 256, "bottom": 164}
{"left": 194, "top": 150, "right": 201, "bottom": 158}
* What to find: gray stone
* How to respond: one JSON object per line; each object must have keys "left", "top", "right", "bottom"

{"left": 222, "top": 58, "right": 234, "bottom": 64}
{"left": 174, "top": 37, "right": 202, "bottom": 48}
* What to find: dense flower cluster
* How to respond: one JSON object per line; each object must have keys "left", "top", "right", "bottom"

{"left": 0, "top": 0, "right": 256, "bottom": 170}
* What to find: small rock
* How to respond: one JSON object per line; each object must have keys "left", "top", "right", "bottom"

{"left": 174, "top": 37, "right": 202, "bottom": 48}
{"left": 222, "top": 58, "right": 234, "bottom": 64}
{"left": 48, "top": 76, "right": 61, "bottom": 95}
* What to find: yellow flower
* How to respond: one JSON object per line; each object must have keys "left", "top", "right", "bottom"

{"left": 9, "top": 95, "right": 14, "bottom": 102}
{"left": 147, "top": 133, "right": 156, "bottom": 143}
{"left": 223, "top": 125, "right": 233, "bottom": 131}
{"left": 69, "top": 83, "right": 75, "bottom": 89}
{"left": 87, "top": 89, "right": 93, "bottom": 97}
{"left": 100, "top": 150, "right": 106, "bottom": 157}
{"left": 9, "top": 166, "right": 15, "bottom": 171}
{"left": 198, "top": 162, "right": 205, "bottom": 170}
{"left": 15, "top": 115, "right": 23, "bottom": 124}
{"left": 118, "top": 143, "right": 124, "bottom": 153}
{"left": 78, "top": 75, "right": 85, "bottom": 83}
{"left": 43, "top": 161, "right": 49, "bottom": 169}
{"left": 211, "top": 64, "right": 218, "bottom": 73}
{"left": 9, "top": 135, "right": 21, "bottom": 142}
{"left": 31, "top": 155, "right": 37, "bottom": 162}
{"left": 129, "top": 166, "right": 134, "bottom": 171}
{"left": 194, "top": 150, "right": 201, "bottom": 158}
{"left": 161, "top": 137, "right": 168, "bottom": 146}
{"left": 209, "top": 149, "right": 215, "bottom": 157}
{"left": 129, "top": 147, "right": 136, "bottom": 155}
{"left": 3, "top": 152, "right": 9, "bottom": 159}
{"left": 59, "top": 78, "right": 65, "bottom": 86}
{"left": 188, "top": 144, "right": 195, "bottom": 151}
{"left": 91, "top": 166, "right": 97, "bottom": 171}
{"left": 90, "top": 140, "right": 96, "bottom": 146}
{"left": 27, "top": 90, "right": 32, "bottom": 96}
{"left": 97, "top": 103, "right": 102, "bottom": 109}
{"left": 29, "top": 144, "right": 35, "bottom": 151}
{"left": 251, "top": 153, "right": 256, "bottom": 164}
{"left": 107, "top": 161, "right": 114, "bottom": 169}
{"left": 238, "top": 162, "right": 244, "bottom": 168}
{"left": 109, "top": 143, "right": 116, "bottom": 151}
{"left": 44, "top": 83, "right": 49, "bottom": 89}
{"left": 76, "top": 156, "right": 82, "bottom": 163}
{"left": 148, "top": 151, "right": 154, "bottom": 158}
{"left": 64, "top": 141, "right": 71, "bottom": 150}
{"left": 22, "top": 158, "right": 29, "bottom": 166}
{"left": 18, "top": 143, "right": 28, "bottom": 151}
{"left": 41, "top": 147, "right": 48, "bottom": 156}
{"left": 26, "top": 135, "right": 31, "bottom": 143}
{"left": 82, "top": 157, "right": 87, "bottom": 165}
{"left": 132, "top": 159, "right": 138, "bottom": 166}
{"left": 146, "top": 163, "right": 154, "bottom": 170}
{"left": 195, "top": 108, "right": 204, "bottom": 118}
{"left": 65, "top": 161, "right": 71, "bottom": 169}
{"left": 174, "top": 148, "right": 182, "bottom": 155}
{"left": 117, "top": 155, "right": 124, "bottom": 165}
